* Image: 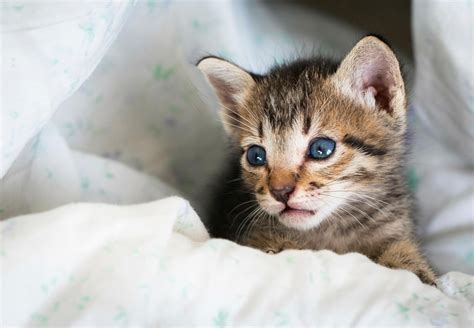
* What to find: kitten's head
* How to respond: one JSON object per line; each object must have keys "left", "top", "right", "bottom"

{"left": 198, "top": 36, "right": 407, "bottom": 231}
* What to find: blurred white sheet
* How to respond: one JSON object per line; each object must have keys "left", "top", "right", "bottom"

{"left": 1, "top": 0, "right": 473, "bottom": 277}
{"left": 1, "top": 0, "right": 361, "bottom": 218}
{"left": 1, "top": 0, "right": 134, "bottom": 177}
{"left": 1, "top": 197, "right": 473, "bottom": 326}
{"left": 411, "top": 0, "right": 474, "bottom": 275}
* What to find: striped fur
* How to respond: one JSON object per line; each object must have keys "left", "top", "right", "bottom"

{"left": 199, "top": 36, "right": 436, "bottom": 285}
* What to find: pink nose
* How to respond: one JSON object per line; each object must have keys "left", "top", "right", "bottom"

{"left": 270, "top": 185, "right": 295, "bottom": 204}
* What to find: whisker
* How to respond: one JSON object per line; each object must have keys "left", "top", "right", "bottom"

{"left": 229, "top": 200, "right": 259, "bottom": 217}
{"left": 220, "top": 110, "right": 258, "bottom": 133}
{"left": 225, "top": 177, "right": 244, "bottom": 184}
{"left": 235, "top": 205, "right": 261, "bottom": 242}
{"left": 215, "top": 119, "right": 254, "bottom": 135}
{"left": 231, "top": 203, "right": 259, "bottom": 232}
{"left": 326, "top": 192, "right": 390, "bottom": 220}
{"left": 220, "top": 102, "right": 259, "bottom": 129}
{"left": 320, "top": 196, "right": 366, "bottom": 228}
{"left": 323, "top": 188, "right": 390, "bottom": 206}
{"left": 318, "top": 198, "right": 344, "bottom": 229}
{"left": 319, "top": 193, "right": 378, "bottom": 224}
{"left": 336, "top": 205, "right": 365, "bottom": 228}
{"left": 242, "top": 207, "right": 265, "bottom": 243}
{"left": 231, "top": 100, "right": 260, "bottom": 124}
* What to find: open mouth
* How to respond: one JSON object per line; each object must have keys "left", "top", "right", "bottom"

{"left": 280, "top": 206, "right": 316, "bottom": 218}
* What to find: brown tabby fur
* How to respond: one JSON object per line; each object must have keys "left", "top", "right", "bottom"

{"left": 199, "top": 36, "right": 436, "bottom": 285}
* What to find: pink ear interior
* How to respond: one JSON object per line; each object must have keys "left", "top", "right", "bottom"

{"left": 360, "top": 59, "right": 396, "bottom": 113}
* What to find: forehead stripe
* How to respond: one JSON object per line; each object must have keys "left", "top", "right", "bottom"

{"left": 303, "top": 115, "right": 311, "bottom": 134}
{"left": 342, "top": 134, "right": 387, "bottom": 156}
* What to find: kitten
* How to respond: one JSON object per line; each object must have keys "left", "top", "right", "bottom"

{"left": 198, "top": 36, "right": 436, "bottom": 285}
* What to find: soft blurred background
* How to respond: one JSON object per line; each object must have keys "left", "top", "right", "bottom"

{"left": 1, "top": 0, "right": 473, "bottom": 274}
{"left": 301, "top": 0, "right": 413, "bottom": 56}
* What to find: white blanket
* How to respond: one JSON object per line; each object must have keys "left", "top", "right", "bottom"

{"left": 1, "top": 1, "right": 473, "bottom": 325}
{"left": 1, "top": 197, "right": 473, "bottom": 326}
{"left": 2, "top": 0, "right": 473, "bottom": 277}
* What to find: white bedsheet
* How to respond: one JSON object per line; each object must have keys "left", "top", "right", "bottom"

{"left": 2, "top": 0, "right": 472, "bottom": 278}
{"left": 1, "top": 1, "right": 473, "bottom": 324}
{"left": 1, "top": 197, "right": 473, "bottom": 326}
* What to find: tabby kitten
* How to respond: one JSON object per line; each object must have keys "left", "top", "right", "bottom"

{"left": 198, "top": 36, "right": 436, "bottom": 285}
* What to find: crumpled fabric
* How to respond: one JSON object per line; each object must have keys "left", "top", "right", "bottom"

{"left": 1, "top": 196, "right": 473, "bottom": 326}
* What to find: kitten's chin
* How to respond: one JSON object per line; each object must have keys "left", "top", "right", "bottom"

{"left": 278, "top": 209, "right": 326, "bottom": 231}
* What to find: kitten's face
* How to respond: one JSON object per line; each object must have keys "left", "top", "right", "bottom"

{"left": 199, "top": 36, "right": 406, "bottom": 231}
{"left": 238, "top": 81, "right": 402, "bottom": 230}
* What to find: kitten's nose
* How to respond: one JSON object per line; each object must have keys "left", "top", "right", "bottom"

{"left": 270, "top": 184, "right": 295, "bottom": 204}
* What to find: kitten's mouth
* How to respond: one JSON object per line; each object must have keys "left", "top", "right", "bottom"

{"left": 280, "top": 206, "right": 316, "bottom": 218}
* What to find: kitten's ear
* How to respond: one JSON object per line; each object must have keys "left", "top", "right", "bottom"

{"left": 333, "top": 36, "right": 406, "bottom": 118}
{"left": 197, "top": 57, "right": 256, "bottom": 137}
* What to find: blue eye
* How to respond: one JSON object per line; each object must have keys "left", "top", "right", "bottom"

{"left": 308, "top": 138, "right": 336, "bottom": 160}
{"left": 246, "top": 145, "right": 266, "bottom": 166}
